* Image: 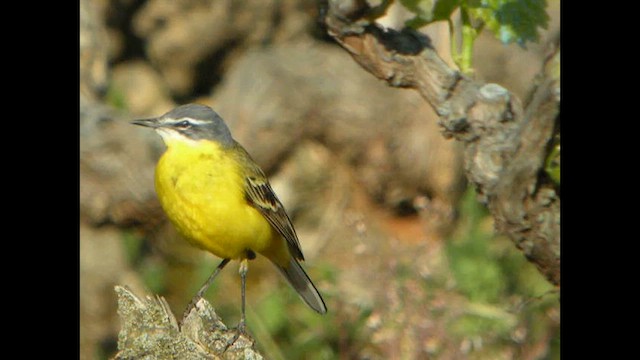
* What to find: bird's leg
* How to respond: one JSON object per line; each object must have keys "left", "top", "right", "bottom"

{"left": 238, "top": 257, "right": 249, "bottom": 334}
{"left": 180, "top": 258, "right": 230, "bottom": 326}
{"left": 224, "top": 257, "right": 252, "bottom": 352}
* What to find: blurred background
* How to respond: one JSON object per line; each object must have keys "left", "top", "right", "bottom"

{"left": 79, "top": 0, "right": 560, "bottom": 359}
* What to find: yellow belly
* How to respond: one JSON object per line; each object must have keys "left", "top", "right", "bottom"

{"left": 154, "top": 140, "right": 277, "bottom": 260}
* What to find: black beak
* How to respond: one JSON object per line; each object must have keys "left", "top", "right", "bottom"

{"left": 130, "top": 118, "right": 160, "bottom": 128}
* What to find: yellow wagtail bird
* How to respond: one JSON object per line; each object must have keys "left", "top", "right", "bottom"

{"left": 131, "top": 104, "right": 327, "bottom": 331}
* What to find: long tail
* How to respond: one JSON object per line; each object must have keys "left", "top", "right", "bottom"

{"left": 273, "top": 258, "right": 327, "bottom": 314}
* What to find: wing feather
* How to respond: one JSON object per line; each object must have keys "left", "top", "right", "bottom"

{"left": 235, "top": 144, "right": 305, "bottom": 261}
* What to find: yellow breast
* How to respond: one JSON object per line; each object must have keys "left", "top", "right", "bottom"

{"left": 154, "top": 139, "right": 277, "bottom": 260}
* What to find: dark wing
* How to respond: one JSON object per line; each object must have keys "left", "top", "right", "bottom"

{"left": 237, "top": 145, "right": 305, "bottom": 261}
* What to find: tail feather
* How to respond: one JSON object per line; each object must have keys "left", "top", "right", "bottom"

{"left": 274, "top": 258, "right": 327, "bottom": 314}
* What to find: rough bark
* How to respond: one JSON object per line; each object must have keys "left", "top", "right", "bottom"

{"left": 322, "top": 0, "right": 560, "bottom": 285}
{"left": 114, "top": 286, "right": 262, "bottom": 360}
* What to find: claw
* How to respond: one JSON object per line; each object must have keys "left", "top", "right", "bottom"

{"left": 179, "top": 295, "right": 202, "bottom": 328}
{"left": 222, "top": 320, "right": 253, "bottom": 353}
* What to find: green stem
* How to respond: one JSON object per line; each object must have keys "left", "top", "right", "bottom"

{"left": 458, "top": 9, "right": 477, "bottom": 74}
{"left": 448, "top": 18, "right": 459, "bottom": 68}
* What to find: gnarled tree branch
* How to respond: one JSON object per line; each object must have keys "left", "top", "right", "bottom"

{"left": 323, "top": 0, "right": 560, "bottom": 285}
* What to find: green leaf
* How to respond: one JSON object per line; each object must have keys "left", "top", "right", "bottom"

{"left": 466, "top": 0, "right": 549, "bottom": 46}
{"left": 400, "top": 0, "right": 435, "bottom": 27}
{"left": 433, "top": 0, "right": 462, "bottom": 20}
{"left": 401, "top": 0, "right": 461, "bottom": 27}
{"left": 400, "top": 0, "right": 435, "bottom": 21}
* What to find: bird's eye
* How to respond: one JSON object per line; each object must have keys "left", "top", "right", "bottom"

{"left": 176, "top": 120, "right": 191, "bottom": 129}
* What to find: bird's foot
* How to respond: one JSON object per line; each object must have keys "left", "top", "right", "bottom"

{"left": 222, "top": 319, "right": 253, "bottom": 352}
{"left": 179, "top": 295, "right": 202, "bottom": 328}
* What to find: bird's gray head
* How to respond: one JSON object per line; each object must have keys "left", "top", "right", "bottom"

{"left": 131, "top": 104, "right": 234, "bottom": 147}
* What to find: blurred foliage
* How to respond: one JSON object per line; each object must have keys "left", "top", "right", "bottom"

{"left": 446, "top": 191, "right": 504, "bottom": 303}
{"left": 105, "top": 82, "right": 128, "bottom": 111}
{"left": 121, "top": 230, "right": 145, "bottom": 265}
{"left": 140, "top": 259, "right": 167, "bottom": 294}
{"left": 447, "top": 187, "right": 558, "bottom": 299}
{"left": 445, "top": 186, "right": 559, "bottom": 357}
{"left": 122, "top": 230, "right": 167, "bottom": 293}
{"left": 401, "top": 0, "right": 460, "bottom": 27}
{"left": 249, "top": 265, "right": 348, "bottom": 360}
